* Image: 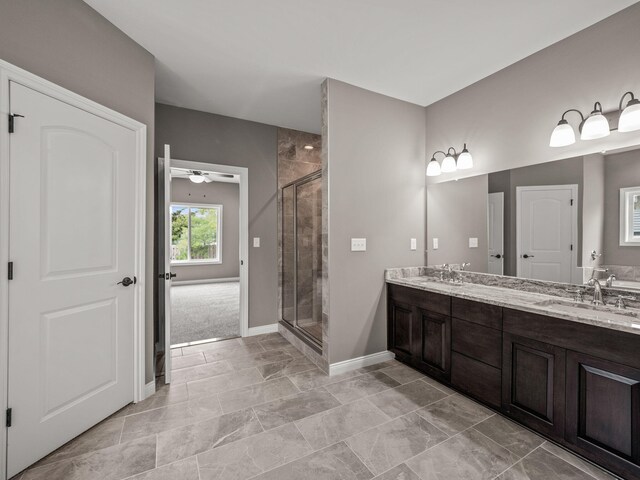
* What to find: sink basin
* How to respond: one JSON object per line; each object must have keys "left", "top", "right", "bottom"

{"left": 534, "top": 299, "right": 638, "bottom": 319}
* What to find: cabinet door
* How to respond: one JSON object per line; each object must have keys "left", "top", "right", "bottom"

{"left": 566, "top": 351, "right": 640, "bottom": 478}
{"left": 387, "top": 298, "right": 414, "bottom": 362}
{"left": 502, "top": 333, "right": 566, "bottom": 441}
{"left": 415, "top": 308, "right": 451, "bottom": 382}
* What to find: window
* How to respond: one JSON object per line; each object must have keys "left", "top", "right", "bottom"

{"left": 620, "top": 186, "right": 640, "bottom": 246}
{"left": 171, "top": 204, "right": 222, "bottom": 263}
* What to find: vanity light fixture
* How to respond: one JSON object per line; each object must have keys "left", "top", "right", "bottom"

{"left": 441, "top": 148, "right": 458, "bottom": 173}
{"left": 550, "top": 91, "right": 640, "bottom": 147}
{"left": 580, "top": 102, "right": 610, "bottom": 140}
{"left": 189, "top": 171, "right": 206, "bottom": 183}
{"left": 618, "top": 91, "right": 640, "bottom": 133}
{"left": 303, "top": 144, "right": 314, "bottom": 150}
{"left": 549, "top": 109, "right": 583, "bottom": 147}
{"left": 457, "top": 144, "right": 474, "bottom": 170}
{"left": 426, "top": 144, "right": 473, "bottom": 176}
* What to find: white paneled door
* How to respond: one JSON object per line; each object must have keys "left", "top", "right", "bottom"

{"left": 516, "top": 185, "right": 577, "bottom": 283}
{"left": 7, "top": 81, "right": 137, "bottom": 476}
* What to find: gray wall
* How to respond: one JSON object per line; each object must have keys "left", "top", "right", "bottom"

{"left": 603, "top": 149, "right": 640, "bottom": 266}
{"left": 425, "top": 3, "right": 640, "bottom": 185}
{"left": 427, "top": 175, "right": 489, "bottom": 273}
{"left": 171, "top": 179, "right": 240, "bottom": 281}
{"left": 326, "top": 79, "right": 426, "bottom": 364}
{"left": 0, "top": 0, "right": 156, "bottom": 382}
{"left": 155, "top": 103, "right": 278, "bottom": 328}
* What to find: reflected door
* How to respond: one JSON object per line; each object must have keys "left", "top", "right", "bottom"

{"left": 517, "top": 185, "right": 576, "bottom": 283}
{"left": 488, "top": 192, "right": 504, "bottom": 275}
{"left": 7, "top": 82, "right": 137, "bottom": 476}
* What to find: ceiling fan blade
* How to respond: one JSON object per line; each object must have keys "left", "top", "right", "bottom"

{"left": 203, "top": 176, "right": 214, "bottom": 183}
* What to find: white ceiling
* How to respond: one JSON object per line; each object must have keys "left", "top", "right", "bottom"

{"left": 85, "top": 0, "right": 637, "bottom": 133}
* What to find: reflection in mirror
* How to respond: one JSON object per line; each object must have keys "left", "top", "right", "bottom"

{"left": 426, "top": 146, "right": 640, "bottom": 291}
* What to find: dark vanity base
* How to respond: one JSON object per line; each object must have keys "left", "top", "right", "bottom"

{"left": 388, "top": 283, "right": 640, "bottom": 480}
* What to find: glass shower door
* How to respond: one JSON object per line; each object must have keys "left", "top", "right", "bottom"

{"left": 281, "top": 171, "right": 322, "bottom": 346}
{"left": 295, "top": 174, "right": 322, "bottom": 343}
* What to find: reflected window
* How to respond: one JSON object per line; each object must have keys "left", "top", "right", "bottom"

{"left": 620, "top": 187, "right": 640, "bottom": 245}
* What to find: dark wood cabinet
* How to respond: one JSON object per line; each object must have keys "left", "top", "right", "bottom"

{"left": 387, "top": 284, "right": 451, "bottom": 381}
{"left": 451, "top": 317, "right": 501, "bottom": 369}
{"left": 566, "top": 351, "right": 640, "bottom": 479}
{"left": 387, "top": 283, "right": 640, "bottom": 479}
{"left": 387, "top": 297, "right": 414, "bottom": 359}
{"left": 451, "top": 351, "right": 501, "bottom": 408}
{"left": 414, "top": 308, "right": 451, "bottom": 382}
{"left": 502, "top": 333, "right": 566, "bottom": 441}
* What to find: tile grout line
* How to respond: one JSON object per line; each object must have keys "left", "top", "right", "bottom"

{"left": 489, "top": 444, "right": 543, "bottom": 480}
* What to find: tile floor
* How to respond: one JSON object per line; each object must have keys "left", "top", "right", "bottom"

{"left": 12, "top": 333, "right": 619, "bottom": 480}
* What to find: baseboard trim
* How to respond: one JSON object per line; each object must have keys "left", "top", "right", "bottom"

{"left": 329, "top": 350, "right": 395, "bottom": 376}
{"left": 144, "top": 381, "right": 156, "bottom": 399}
{"left": 172, "top": 277, "right": 240, "bottom": 286}
{"left": 247, "top": 324, "right": 279, "bottom": 336}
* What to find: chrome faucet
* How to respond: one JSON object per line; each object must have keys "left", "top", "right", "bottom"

{"left": 587, "top": 277, "right": 605, "bottom": 306}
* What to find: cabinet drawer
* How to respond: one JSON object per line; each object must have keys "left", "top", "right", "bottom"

{"left": 452, "top": 318, "right": 501, "bottom": 368}
{"left": 452, "top": 297, "right": 502, "bottom": 329}
{"left": 451, "top": 351, "right": 501, "bottom": 408}
{"left": 388, "top": 283, "right": 450, "bottom": 316}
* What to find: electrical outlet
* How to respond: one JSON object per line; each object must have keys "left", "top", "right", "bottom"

{"left": 253, "top": 237, "right": 260, "bottom": 248}
{"left": 410, "top": 238, "right": 417, "bottom": 250}
{"left": 433, "top": 238, "right": 439, "bottom": 250}
{"left": 351, "top": 238, "right": 366, "bottom": 252}
{"left": 469, "top": 237, "right": 478, "bottom": 248}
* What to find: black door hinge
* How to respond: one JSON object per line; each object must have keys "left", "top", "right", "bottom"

{"left": 570, "top": 244, "right": 574, "bottom": 251}
{"left": 570, "top": 198, "right": 574, "bottom": 206}
{"left": 6, "top": 408, "right": 12, "bottom": 427}
{"left": 8, "top": 113, "right": 24, "bottom": 133}
{"left": 8, "top": 261, "right": 13, "bottom": 280}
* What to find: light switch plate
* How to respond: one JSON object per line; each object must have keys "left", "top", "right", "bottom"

{"left": 433, "top": 238, "right": 439, "bottom": 250}
{"left": 410, "top": 238, "right": 417, "bottom": 250}
{"left": 469, "top": 237, "right": 478, "bottom": 248}
{"left": 351, "top": 238, "right": 367, "bottom": 252}
{"left": 253, "top": 237, "right": 260, "bottom": 248}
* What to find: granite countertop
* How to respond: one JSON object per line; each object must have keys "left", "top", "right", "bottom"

{"left": 387, "top": 276, "right": 640, "bottom": 337}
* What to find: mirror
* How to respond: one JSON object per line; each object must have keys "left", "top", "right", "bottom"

{"left": 426, "top": 145, "right": 640, "bottom": 291}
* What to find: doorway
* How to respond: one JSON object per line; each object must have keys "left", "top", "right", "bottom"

{"left": 157, "top": 153, "right": 248, "bottom": 381}
{"left": 170, "top": 171, "right": 241, "bottom": 344}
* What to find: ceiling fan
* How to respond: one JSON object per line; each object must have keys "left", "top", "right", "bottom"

{"left": 172, "top": 170, "right": 214, "bottom": 184}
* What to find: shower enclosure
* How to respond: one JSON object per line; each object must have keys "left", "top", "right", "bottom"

{"left": 281, "top": 170, "right": 323, "bottom": 346}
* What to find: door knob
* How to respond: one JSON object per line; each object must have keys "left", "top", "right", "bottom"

{"left": 164, "top": 272, "right": 177, "bottom": 280}
{"left": 491, "top": 254, "right": 502, "bottom": 259}
{"left": 522, "top": 254, "right": 535, "bottom": 259}
{"left": 117, "top": 276, "right": 134, "bottom": 287}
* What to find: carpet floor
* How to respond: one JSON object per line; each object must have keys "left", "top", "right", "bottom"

{"left": 170, "top": 282, "right": 240, "bottom": 345}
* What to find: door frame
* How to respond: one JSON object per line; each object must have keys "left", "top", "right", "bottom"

{"left": 515, "top": 184, "right": 579, "bottom": 284}
{"left": 487, "top": 192, "right": 504, "bottom": 276}
{"left": 0, "top": 59, "right": 147, "bottom": 479}
{"left": 167, "top": 159, "right": 249, "bottom": 339}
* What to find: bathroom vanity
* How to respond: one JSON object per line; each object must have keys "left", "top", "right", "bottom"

{"left": 386, "top": 271, "right": 640, "bottom": 480}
